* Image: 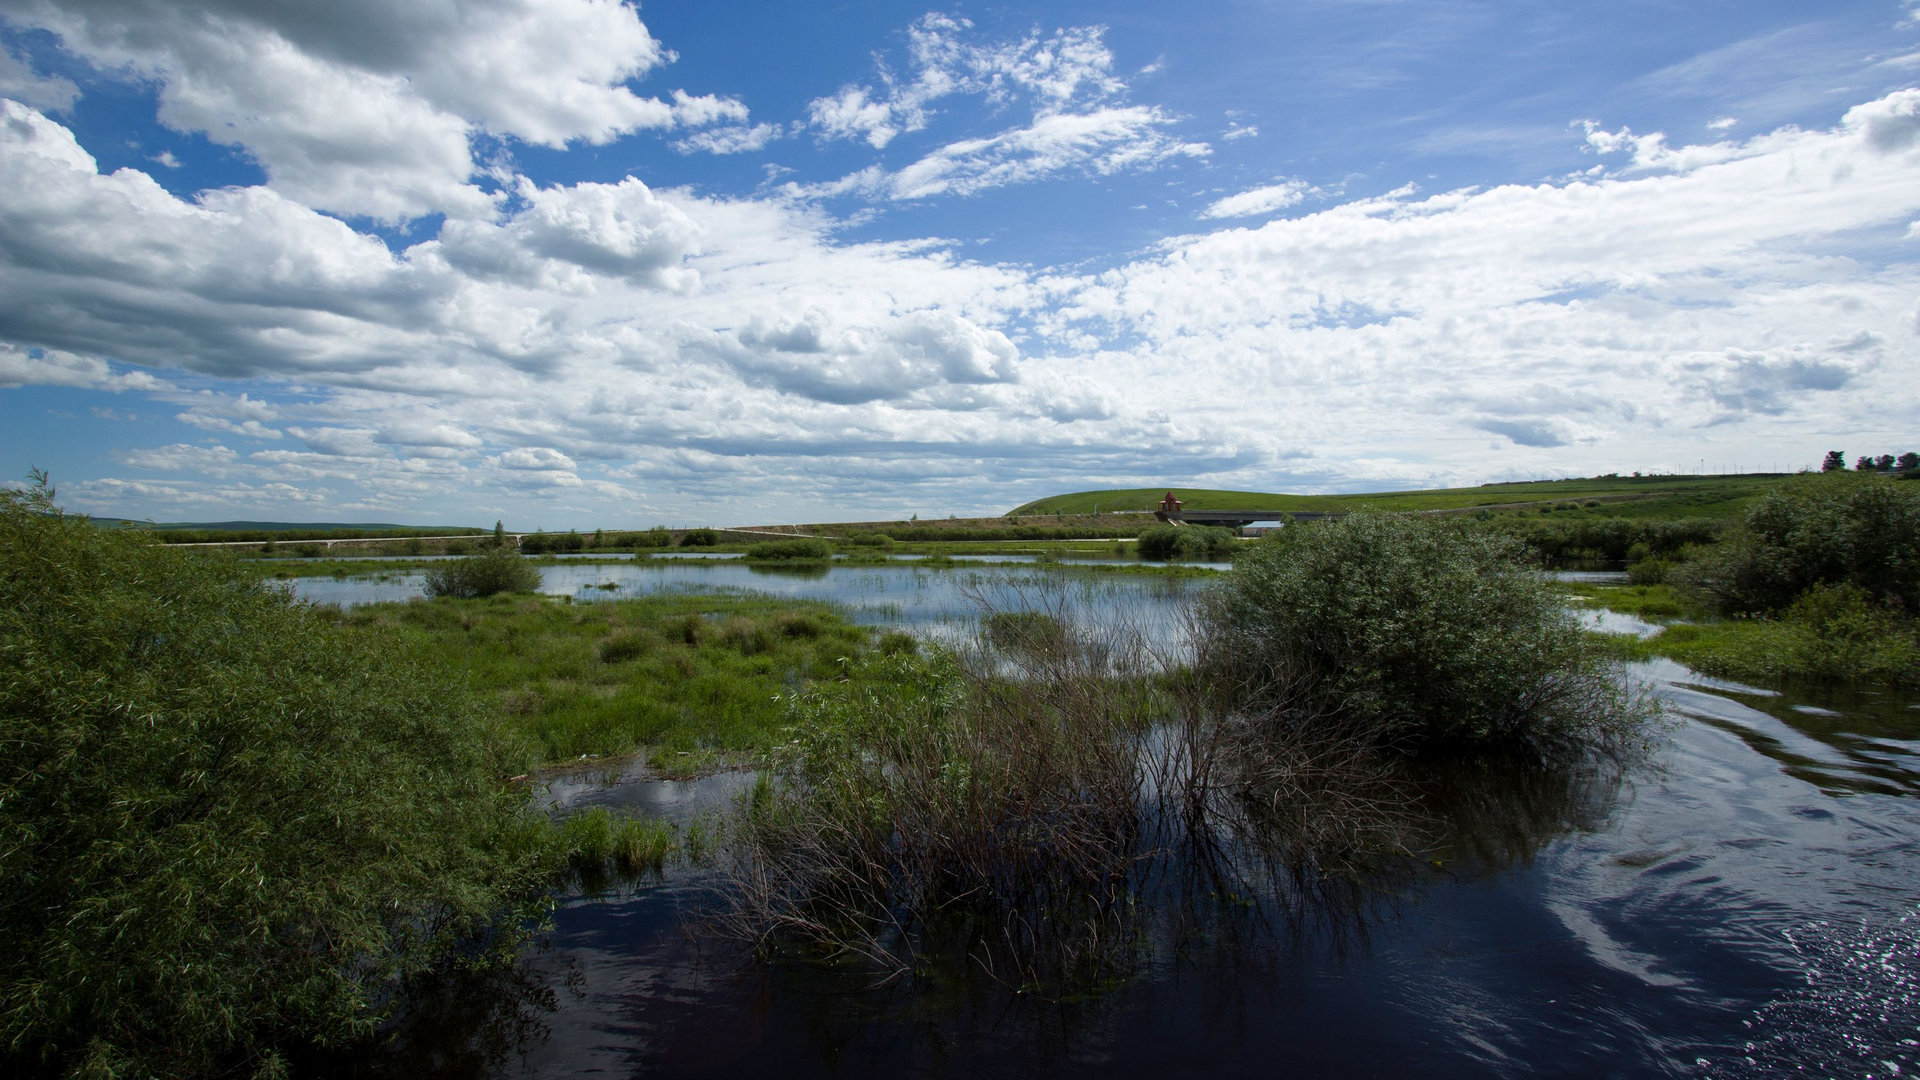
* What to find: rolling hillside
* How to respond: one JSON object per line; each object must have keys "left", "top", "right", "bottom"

{"left": 1008, "top": 474, "right": 1799, "bottom": 522}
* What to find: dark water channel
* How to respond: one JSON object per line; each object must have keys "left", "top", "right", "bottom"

{"left": 302, "top": 563, "right": 1918, "bottom": 1078}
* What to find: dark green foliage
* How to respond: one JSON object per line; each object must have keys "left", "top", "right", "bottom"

{"left": 679, "top": 528, "right": 719, "bottom": 547}
{"left": 631, "top": 527, "right": 673, "bottom": 549}
{"left": 846, "top": 531, "right": 894, "bottom": 548}
{"left": 517, "top": 531, "right": 584, "bottom": 555}
{"left": 1136, "top": 524, "right": 1238, "bottom": 561}
{"left": 423, "top": 548, "right": 543, "bottom": 598}
{"left": 1497, "top": 516, "right": 1722, "bottom": 564}
{"left": 744, "top": 538, "right": 834, "bottom": 562}
{"left": 0, "top": 482, "right": 554, "bottom": 1079}
{"left": 1686, "top": 474, "right": 1920, "bottom": 615}
{"left": 1651, "top": 585, "right": 1920, "bottom": 688}
{"left": 1205, "top": 514, "right": 1642, "bottom": 747}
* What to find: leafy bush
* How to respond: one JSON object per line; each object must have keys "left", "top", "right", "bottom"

{"left": 1497, "top": 516, "right": 1722, "bottom": 564}
{"left": 631, "top": 527, "right": 673, "bottom": 549}
{"left": 1203, "top": 513, "right": 1645, "bottom": 747}
{"left": 1686, "top": 474, "right": 1920, "bottom": 615}
{"left": 423, "top": 548, "right": 543, "bottom": 598}
{"left": 0, "top": 482, "right": 554, "bottom": 1078}
{"left": 846, "top": 531, "right": 894, "bottom": 548}
{"left": 744, "top": 538, "right": 833, "bottom": 562}
{"left": 679, "top": 528, "right": 719, "bottom": 547}
{"left": 1136, "top": 524, "right": 1238, "bottom": 561}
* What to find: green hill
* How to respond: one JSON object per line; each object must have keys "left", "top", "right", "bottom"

{"left": 1009, "top": 474, "right": 1797, "bottom": 522}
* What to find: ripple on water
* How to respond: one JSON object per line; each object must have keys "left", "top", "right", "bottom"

{"left": 1711, "top": 909, "right": 1920, "bottom": 1078}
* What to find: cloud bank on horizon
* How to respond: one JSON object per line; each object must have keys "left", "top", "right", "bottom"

{"left": 0, "top": 0, "right": 1916, "bottom": 527}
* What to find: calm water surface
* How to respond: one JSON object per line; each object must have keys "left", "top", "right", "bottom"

{"left": 291, "top": 559, "right": 1207, "bottom": 649}
{"left": 303, "top": 562, "right": 1917, "bottom": 1079}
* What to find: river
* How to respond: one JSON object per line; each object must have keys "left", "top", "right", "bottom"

{"left": 294, "top": 560, "right": 1917, "bottom": 1078}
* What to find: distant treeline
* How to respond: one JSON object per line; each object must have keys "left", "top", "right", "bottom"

{"left": 148, "top": 525, "right": 487, "bottom": 545}
{"left": 519, "top": 528, "right": 673, "bottom": 554}
{"left": 1495, "top": 516, "right": 1723, "bottom": 563}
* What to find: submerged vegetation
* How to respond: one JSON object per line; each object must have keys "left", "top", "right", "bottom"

{"left": 718, "top": 519, "right": 1659, "bottom": 988}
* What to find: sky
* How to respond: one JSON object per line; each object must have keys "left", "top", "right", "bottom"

{"left": 1, "top": 1, "right": 1917, "bottom": 528}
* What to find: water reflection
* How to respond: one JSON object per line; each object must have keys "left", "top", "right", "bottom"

{"left": 330, "top": 651, "right": 1918, "bottom": 1079}
{"left": 290, "top": 561, "right": 1207, "bottom": 655}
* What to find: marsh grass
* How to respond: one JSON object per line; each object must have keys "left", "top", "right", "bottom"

{"left": 1569, "top": 581, "right": 1920, "bottom": 688}
{"left": 335, "top": 593, "right": 871, "bottom": 770}
{"left": 558, "top": 807, "right": 679, "bottom": 876}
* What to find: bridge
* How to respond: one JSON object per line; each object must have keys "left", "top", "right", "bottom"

{"left": 1152, "top": 493, "right": 1347, "bottom": 531}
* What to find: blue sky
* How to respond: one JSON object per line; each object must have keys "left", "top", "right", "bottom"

{"left": 2, "top": 1, "right": 1917, "bottom": 527}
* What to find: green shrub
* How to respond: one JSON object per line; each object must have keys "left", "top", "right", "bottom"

{"left": 1137, "top": 524, "right": 1238, "bottom": 561}
{"left": 679, "top": 528, "right": 719, "bottom": 547}
{"left": 518, "top": 531, "right": 587, "bottom": 555}
{"left": 1627, "top": 556, "right": 1673, "bottom": 585}
{"left": 1204, "top": 513, "right": 1644, "bottom": 747}
{"left": 632, "top": 527, "right": 673, "bottom": 549}
{"left": 744, "top": 538, "right": 833, "bottom": 562}
{"left": 0, "top": 481, "right": 554, "bottom": 1078}
{"left": 1654, "top": 585, "right": 1920, "bottom": 687}
{"left": 847, "top": 531, "right": 894, "bottom": 548}
{"left": 1686, "top": 474, "right": 1920, "bottom": 614}
{"left": 423, "top": 548, "right": 543, "bottom": 598}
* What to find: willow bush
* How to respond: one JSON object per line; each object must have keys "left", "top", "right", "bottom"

{"left": 0, "top": 481, "right": 556, "bottom": 1079}
{"left": 1135, "top": 524, "right": 1237, "bottom": 561}
{"left": 1202, "top": 513, "right": 1647, "bottom": 749}
{"left": 423, "top": 546, "right": 542, "bottom": 598}
{"left": 1684, "top": 472, "right": 1920, "bottom": 615}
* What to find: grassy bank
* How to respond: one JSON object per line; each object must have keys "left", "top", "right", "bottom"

{"left": 1568, "top": 582, "right": 1920, "bottom": 689}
